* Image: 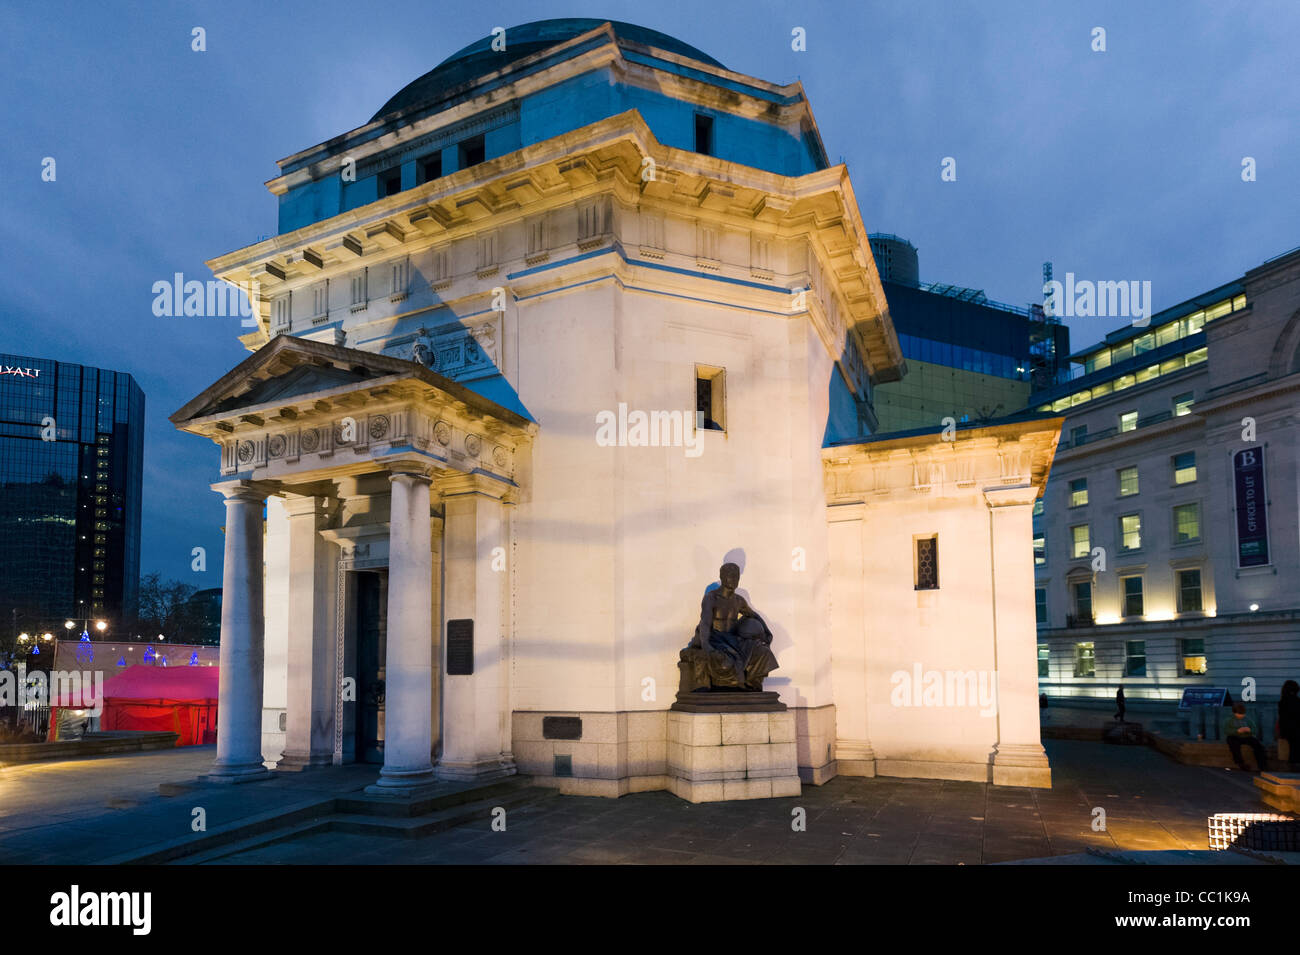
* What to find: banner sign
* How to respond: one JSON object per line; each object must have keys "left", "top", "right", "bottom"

{"left": 1233, "top": 448, "right": 1269, "bottom": 567}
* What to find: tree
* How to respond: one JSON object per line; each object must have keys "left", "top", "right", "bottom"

{"left": 134, "top": 574, "right": 203, "bottom": 643}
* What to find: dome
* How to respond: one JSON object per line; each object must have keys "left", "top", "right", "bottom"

{"left": 371, "top": 18, "right": 724, "bottom": 122}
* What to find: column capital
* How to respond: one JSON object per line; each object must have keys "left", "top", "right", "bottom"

{"left": 436, "top": 471, "right": 512, "bottom": 501}
{"left": 212, "top": 479, "right": 279, "bottom": 503}
{"left": 983, "top": 484, "right": 1039, "bottom": 509}
{"left": 278, "top": 492, "right": 334, "bottom": 521}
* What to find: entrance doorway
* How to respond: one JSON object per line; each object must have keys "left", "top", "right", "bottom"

{"left": 354, "top": 570, "right": 387, "bottom": 764}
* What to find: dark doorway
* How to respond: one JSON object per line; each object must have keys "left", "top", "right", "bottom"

{"left": 355, "top": 570, "right": 387, "bottom": 764}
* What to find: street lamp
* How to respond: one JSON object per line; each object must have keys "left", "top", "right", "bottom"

{"left": 95, "top": 620, "right": 107, "bottom": 633}
{"left": 18, "top": 633, "right": 29, "bottom": 643}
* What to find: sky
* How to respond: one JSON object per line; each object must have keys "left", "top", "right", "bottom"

{"left": 1, "top": 0, "right": 1297, "bottom": 588}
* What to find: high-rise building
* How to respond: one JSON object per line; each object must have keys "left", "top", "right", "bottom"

{"left": 867, "top": 237, "right": 1070, "bottom": 433}
{"left": 0, "top": 355, "right": 144, "bottom": 635}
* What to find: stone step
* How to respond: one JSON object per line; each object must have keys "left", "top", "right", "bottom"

{"left": 172, "top": 786, "right": 558, "bottom": 863}
{"left": 333, "top": 775, "right": 533, "bottom": 818}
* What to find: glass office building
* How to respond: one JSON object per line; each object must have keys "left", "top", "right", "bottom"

{"left": 0, "top": 354, "right": 144, "bottom": 634}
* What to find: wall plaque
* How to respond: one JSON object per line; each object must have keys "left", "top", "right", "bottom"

{"left": 543, "top": 716, "right": 583, "bottom": 740}
{"left": 447, "top": 619, "right": 474, "bottom": 675}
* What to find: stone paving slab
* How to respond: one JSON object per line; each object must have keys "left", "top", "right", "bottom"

{"left": 0, "top": 739, "right": 1287, "bottom": 865}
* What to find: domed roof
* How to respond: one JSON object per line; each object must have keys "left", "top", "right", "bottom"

{"left": 371, "top": 18, "right": 724, "bottom": 122}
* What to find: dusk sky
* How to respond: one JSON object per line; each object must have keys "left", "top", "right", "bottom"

{"left": 3, "top": 0, "right": 1297, "bottom": 588}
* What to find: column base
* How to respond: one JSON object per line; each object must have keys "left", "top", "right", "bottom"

{"left": 364, "top": 765, "right": 438, "bottom": 797}
{"left": 833, "top": 740, "right": 877, "bottom": 778}
{"left": 990, "top": 742, "right": 1052, "bottom": 788}
{"left": 200, "top": 763, "right": 273, "bottom": 785}
{"left": 435, "top": 756, "right": 517, "bottom": 783}
{"left": 276, "top": 752, "right": 335, "bottom": 772}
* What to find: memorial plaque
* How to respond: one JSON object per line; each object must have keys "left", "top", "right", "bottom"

{"left": 543, "top": 716, "right": 583, "bottom": 740}
{"left": 446, "top": 619, "right": 474, "bottom": 675}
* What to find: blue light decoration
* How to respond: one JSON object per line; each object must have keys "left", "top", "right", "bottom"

{"left": 117, "top": 657, "right": 127, "bottom": 667}
{"left": 189, "top": 652, "right": 200, "bottom": 666}
{"left": 31, "top": 645, "right": 40, "bottom": 655}
{"left": 74, "top": 630, "right": 94, "bottom": 665}
{"left": 143, "top": 645, "right": 156, "bottom": 663}
{"left": 159, "top": 655, "right": 168, "bottom": 667}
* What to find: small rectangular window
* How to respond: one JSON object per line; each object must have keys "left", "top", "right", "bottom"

{"left": 459, "top": 134, "right": 486, "bottom": 169}
{"left": 1119, "top": 513, "right": 1142, "bottom": 551}
{"left": 915, "top": 535, "right": 939, "bottom": 590}
{"left": 1173, "top": 503, "right": 1200, "bottom": 544}
{"left": 1033, "top": 533, "right": 1046, "bottom": 566}
{"left": 381, "top": 169, "right": 402, "bottom": 198}
{"left": 419, "top": 153, "right": 443, "bottom": 184}
{"left": 1073, "top": 581, "right": 1092, "bottom": 622}
{"left": 1173, "top": 392, "right": 1194, "bottom": 416}
{"left": 1032, "top": 499, "right": 1044, "bottom": 517}
{"left": 1073, "top": 642, "right": 1096, "bottom": 678}
{"left": 1070, "top": 524, "right": 1090, "bottom": 559}
{"left": 1122, "top": 575, "right": 1144, "bottom": 617}
{"left": 1035, "top": 587, "right": 1047, "bottom": 625}
{"left": 1173, "top": 451, "right": 1197, "bottom": 484}
{"left": 694, "top": 113, "right": 714, "bottom": 155}
{"left": 1037, "top": 644, "right": 1050, "bottom": 678}
{"left": 1069, "top": 478, "right": 1088, "bottom": 508}
{"left": 1180, "top": 637, "right": 1207, "bottom": 675}
{"left": 1119, "top": 410, "right": 1138, "bottom": 432}
{"left": 694, "top": 364, "right": 725, "bottom": 432}
{"left": 1178, "top": 569, "right": 1203, "bottom": 612}
{"left": 1125, "top": 640, "right": 1147, "bottom": 677}
{"left": 1070, "top": 425, "right": 1088, "bottom": 446}
{"left": 1118, "top": 466, "right": 1139, "bottom": 497}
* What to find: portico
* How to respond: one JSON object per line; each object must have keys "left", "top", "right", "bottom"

{"left": 172, "top": 335, "right": 535, "bottom": 793}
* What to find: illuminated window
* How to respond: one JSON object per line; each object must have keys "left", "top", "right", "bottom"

{"left": 1032, "top": 499, "right": 1044, "bottom": 517}
{"left": 1180, "top": 637, "right": 1207, "bottom": 675}
{"left": 1134, "top": 333, "right": 1154, "bottom": 355}
{"left": 914, "top": 536, "right": 939, "bottom": 590}
{"left": 1071, "top": 524, "right": 1090, "bottom": 559}
{"left": 1119, "top": 513, "right": 1142, "bottom": 551}
{"left": 1073, "top": 642, "right": 1096, "bottom": 678}
{"left": 1035, "top": 587, "right": 1047, "bottom": 626}
{"left": 1119, "top": 410, "right": 1138, "bottom": 433}
{"left": 1069, "top": 478, "right": 1088, "bottom": 507}
{"left": 1173, "top": 503, "right": 1201, "bottom": 543}
{"left": 1125, "top": 640, "right": 1147, "bottom": 677}
{"left": 1173, "top": 451, "right": 1196, "bottom": 484}
{"left": 1118, "top": 466, "right": 1139, "bottom": 497}
{"left": 1121, "top": 575, "right": 1144, "bottom": 617}
{"left": 1038, "top": 644, "right": 1050, "bottom": 677}
{"left": 1173, "top": 392, "right": 1194, "bottom": 416}
{"left": 1178, "top": 569, "right": 1203, "bottom": 612}
{"left": 1033, "top": 533, "right": 1046, "bottom": 566}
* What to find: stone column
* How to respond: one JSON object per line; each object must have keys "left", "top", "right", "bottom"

{"left": 205, "top": 481, "right": 272, "bottom": 783}
{"left": 828, "top": 502, "right": 876, "bottom": 777}
{"left": 985, "top": 485, "right": 1051, "bottom": 788}
{"left": 437, "top": 474, "right": 515, "bottom": 782}
{"left": 367, "top": 467, "right": 436, "bottom": 793}
{"left": 277, "top": 494, "right": 336, "bottom": 771}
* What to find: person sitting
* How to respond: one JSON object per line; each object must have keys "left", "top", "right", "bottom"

{"left": 1223, "top": 703, "right": 1267, "bottom": 772}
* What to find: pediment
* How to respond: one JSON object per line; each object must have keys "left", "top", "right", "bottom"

{"left": 208, "top": 363, "right": 369, "bottom": 414}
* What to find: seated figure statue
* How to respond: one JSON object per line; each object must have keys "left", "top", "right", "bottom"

{"left": 679, "top": 563, "right": 779, "bottom": 692}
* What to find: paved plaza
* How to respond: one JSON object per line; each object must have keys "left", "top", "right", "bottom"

{"left": 0, "top": 738, "right": 1281, "bottom": 865}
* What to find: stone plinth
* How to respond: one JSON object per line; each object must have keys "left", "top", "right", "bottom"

{"left": 1255, "top": 772, "right": 1300, "bottom": 813}
{"left": 666, "top": 710, "right": 801, "bottom": 803}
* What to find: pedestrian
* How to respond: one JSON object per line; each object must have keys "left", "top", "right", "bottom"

{"left": 1276, "top": 679, "right": 1300, "bottom": 770}
{"left": 1114, "top": 686, "right": 1126, "bottom": 722}
{"left": 1223, "top": 702, "right": 1267, "bottom": 772}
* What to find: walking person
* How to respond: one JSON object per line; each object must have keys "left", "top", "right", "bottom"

{"left": 1114, "top": 686, "right": 1126, "bottom": 722}
{"left": 1276, "top": 680, "right": 1300, "bottom": 771}
{"left": 1224, "top": 702, "right": 1267, "bottom": 772}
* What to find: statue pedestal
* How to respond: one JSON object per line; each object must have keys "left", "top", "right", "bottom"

{"left": 666, "top": 709, "right": 801, "bottom": 803}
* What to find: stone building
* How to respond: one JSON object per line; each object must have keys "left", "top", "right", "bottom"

{"left": 1030, "top": 247, "right": 1300, "bottom": 708}
{"left": 173, "top": 19, "right": 1058, "bottom": 797}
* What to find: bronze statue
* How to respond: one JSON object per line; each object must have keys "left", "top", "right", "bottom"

{"left": 679, "top": 563, "right": 779, "bottom": 692}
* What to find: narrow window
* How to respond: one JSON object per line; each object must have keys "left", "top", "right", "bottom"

{"left": 1073, "top": 642, "right": 1095, "bottom": 678}
{"left": 419, "top": 153, "right": 443, "bottom": 184}
{"left": 1180, "top": 637, "right": 1207, "bottom": 675}
{"left": 381, "top": 169, "right": 402, "bottom": 198}
{"left": 1072, "top": 581, "right": 1092, "bottom": 624}
{"left": 694, "top": 113, "right": 714, "bottom": 155}
{"left": 914, "top": 535, "right": 939, "bottom": 590}
{"left": 694, "top": 364, "right": 725, "bottom": 431}
{"left": 1035, "top": 587, "right": 1047, "bottom": 626}
{"left": 1069, "top": 478, "right": 1088, "bottom": 507}
{"left": 1121, "top": 575, "right": 1144, "bottom": 617}
{"left": 1118, "top": 466, "right": 1139, "bottom": 496}
{"left": 1119, "top": 513, "right": 1142, "bottom": 551}
{"left": 459, "top": 134, "right": 486, "bottom": 169}
{"left": 1173, "top": 451, "right": 1197, "bottom": 484}
{"left": 1070, "top": 524, "right": 1090, "bottom": 559}
{"left": 1125, "top": 640, "right": 1147, "bottom": 677}
{"left": 1037, "top": 644, "right": 1050, "bottom": 678}
{"left": 1033, "top": 533, "right": 1046, "bottom": 566}
{"left": 1178, "top": 569, "right": 1203, "bottom": 612}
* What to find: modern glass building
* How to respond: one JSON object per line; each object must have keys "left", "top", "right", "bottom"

{"left": 0, "top": 354, "right": 144, "bottom": 635}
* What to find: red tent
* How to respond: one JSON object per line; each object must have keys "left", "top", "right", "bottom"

{"left": 50, "top": 665, "right": 219, "bottom": 746}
